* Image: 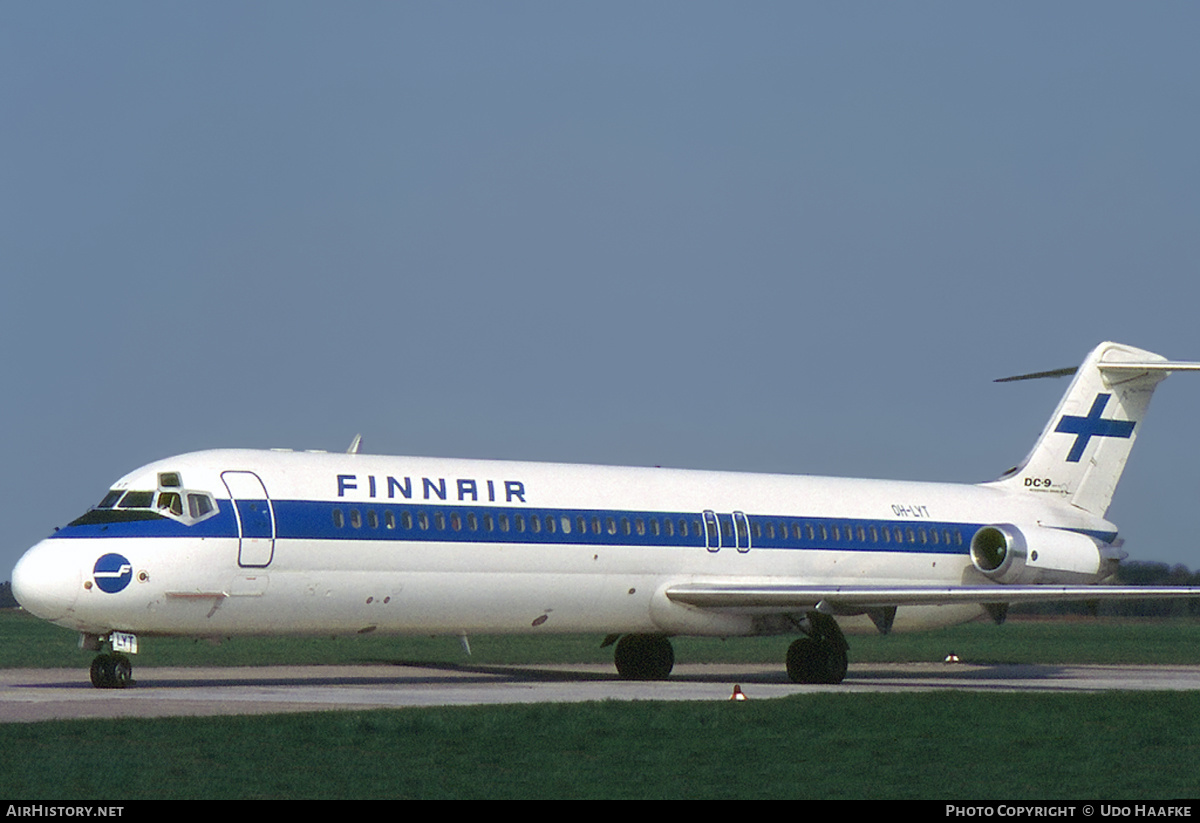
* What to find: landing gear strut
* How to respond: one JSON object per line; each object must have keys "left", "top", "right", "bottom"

{"left": 90, "top": 653, "right": 133, "bottom": 689}
{"left": 613, "top": 634, "right": 675, "bottom": 680}
{"left": 786, "top": 612, "right": 849, "bottom": 684}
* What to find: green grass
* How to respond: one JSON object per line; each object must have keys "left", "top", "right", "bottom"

{"left": 2, "top": 693, "right": 1199, "bottom": 799}
{"left": 7, "top": 608, "right": 1200, "bottom": 669}
{"left": 6, "top": 610, "right": 1200, "bottom": 799}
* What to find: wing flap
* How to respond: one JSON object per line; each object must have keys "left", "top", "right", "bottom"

{"left": 665, "top": 583, "right": 1200, "bottom": 612}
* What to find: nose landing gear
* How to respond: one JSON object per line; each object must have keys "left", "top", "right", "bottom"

{"left": 82, "top": 631, "right": 137, "bottom": 689}
{"left": 89, "top": 653, "right": 133, "bottom": 689}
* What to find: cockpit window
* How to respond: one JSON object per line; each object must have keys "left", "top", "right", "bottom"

{"left": 187, "top": 493, "right": 213, "bottom": 519}
{"left": 117, "top": 491, "right": 154, "bottom": 509}
{"left": 97, "top": 490, "right": 124, "bottom": 509}
{"left": 71, "top": 477, "right": 219, "bottom": 528}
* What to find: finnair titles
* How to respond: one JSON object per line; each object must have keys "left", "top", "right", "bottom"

{"left": 335, "top": 474, "right": 527, "bottom": 504}
{"left": 12, "top": 342, "right": 1200, "bottom": 689}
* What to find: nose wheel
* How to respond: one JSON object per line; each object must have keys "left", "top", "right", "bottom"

{"left": 89, "top": 653, "right": 133, "bottom": 689}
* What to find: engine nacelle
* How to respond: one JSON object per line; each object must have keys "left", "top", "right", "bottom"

{"left": 970, "top": 523, "right": 1109, "bottom": 584}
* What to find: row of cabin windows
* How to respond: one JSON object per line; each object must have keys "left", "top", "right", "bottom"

{"left": 751, "top": 520, "right": 964, "bottom": 547}
{"left": 332, "top": 508, "right": 703, "bottom": 538}
{"left": 329, "top": 507, "right": 965, "bottom": 547}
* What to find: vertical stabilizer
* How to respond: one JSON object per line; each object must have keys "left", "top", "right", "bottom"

{"left": 986, "top": 342, "right": 1174, "bottom": 516}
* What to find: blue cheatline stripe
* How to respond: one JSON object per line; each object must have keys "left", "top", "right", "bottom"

{"left": 48, "top": 498, "right": 1006, "bottom": 556}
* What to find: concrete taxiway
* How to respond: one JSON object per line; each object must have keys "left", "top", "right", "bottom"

{"left": 4, "top": 662, "right": 1200, "bottom": 723}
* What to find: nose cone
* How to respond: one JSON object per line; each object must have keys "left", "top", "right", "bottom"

{"left": 12, "top": 539, "right": 81, "bottom": 622}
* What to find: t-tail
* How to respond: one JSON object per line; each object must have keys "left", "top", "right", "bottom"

{"left": 986, "top": 341, "right": 1200, "bottom": 516}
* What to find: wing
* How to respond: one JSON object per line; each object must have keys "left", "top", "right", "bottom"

{"left": 665, "top": 583, "right": 1200, "bottom": 612}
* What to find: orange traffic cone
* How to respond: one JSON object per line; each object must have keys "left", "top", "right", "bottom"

{"left": 730, "top": 684, "right": 747, "bottom": 701}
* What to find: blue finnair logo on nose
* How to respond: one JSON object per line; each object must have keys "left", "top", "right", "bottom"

{"left": 1054, "top": 393, "right": 1136, "bottom": 463}
{"left": 93, "top": 553, "right": 133, "bottom": 593}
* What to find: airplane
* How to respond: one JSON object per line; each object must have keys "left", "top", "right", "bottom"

{"left": 12, "top": 341, "right": 1200, "bottom": 689}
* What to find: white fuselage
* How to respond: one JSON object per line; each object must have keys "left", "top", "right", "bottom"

{"left": 12, "top": 449, "right": 1117, "bottom": 641}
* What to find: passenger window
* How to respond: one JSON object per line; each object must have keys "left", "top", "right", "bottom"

{"left": 561, "top": 516, "right": 572, "bottom": 534}
{"left": 402, "top": 511, "right": 413, "bottom": 529}
{"left": 367, "top": 510, "right": 378, "bottom": 529}
{"left": 350, "top": 510, "right": 362, "bottom": 529}
{"left": 332, "top": 509, "right": 344, "bottom": 528}
{"left": 385, "top": 511, "right": 395, "bottom": 529}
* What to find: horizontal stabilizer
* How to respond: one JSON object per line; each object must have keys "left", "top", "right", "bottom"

{"left": 996, "top": 360, "right": 1200, "bottom": 383}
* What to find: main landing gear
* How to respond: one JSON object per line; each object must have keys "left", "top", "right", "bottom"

{"left": 785, "top": 612, "right": 849, "bottom": 684}
{"left": 612, "top": 634, "right": 676, "bottom": 680}
{"left": 608, "top": 612, "right": 851, "bottom": 685}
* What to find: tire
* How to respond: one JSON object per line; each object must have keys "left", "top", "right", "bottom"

{"left": 614, "top": 634, "right": 675, "bottom": 680}
{"left": 786, "top": 637, "right": 847, "bottom": 684}
{"left": 90, "top": 654, "right": 112, "bottom": 689}
{"left": 111, "top": 654, "right": 132, "bottom": 689}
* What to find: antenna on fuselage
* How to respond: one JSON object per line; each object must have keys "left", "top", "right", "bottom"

{"left": 347, "top": 434, "right": 363, "bottom": 454}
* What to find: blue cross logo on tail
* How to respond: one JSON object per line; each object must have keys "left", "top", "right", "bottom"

{"left": 1054, "top": 393, "right": 1135, "bottom": 463}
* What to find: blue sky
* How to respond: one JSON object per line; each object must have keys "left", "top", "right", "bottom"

{"left": 4, "top": 3, "right": 1200, "bottom": 578}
